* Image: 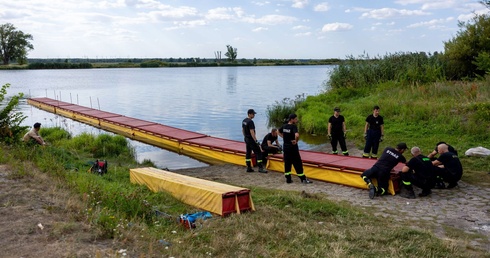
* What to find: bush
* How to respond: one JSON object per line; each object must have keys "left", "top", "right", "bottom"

{"left": 443, "top": 13, "right": 490, "bottom": 79}
{"left": 0, "top": 83, "right": 28, "bottom": 144}
{"left": 266, "top": 94, "right": 306, "bottom": 128}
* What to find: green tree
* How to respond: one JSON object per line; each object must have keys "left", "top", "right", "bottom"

{"left": 0, "top": 83, "right": 28, "bottom": 144}
{"left": 225, "top": 45, "right": 237, "bottom": 62}
{"left": 443, "top": 14, "right": 490, "bottom": 79}
{"left": 0, "top": 23, "right": 34, "bottom": 65}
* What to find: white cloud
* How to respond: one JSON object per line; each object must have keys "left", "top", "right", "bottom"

{"left": 295, "top": 32, "right": 312, "bottom": 37}
{"left": 407, "top": 17, "right": 454, "bottom": 29}
{"left": 456, "top": 6, "right": 490, "bottom": 21}
{"left": 314, "top": 3, "right": 330, "bottom": 12}
{"left": 146, "top": 6, "right": 199, "bottom": 21}
{"left": 395, "top": 0, "right": 433, "bottom": 5}
{"left": 250, "top": 14, "right": 297, "bottom": 25}
{"left": 394, "top": 0, "right": 460, "bottom": 10}
{"left": 252, "top": 27, "right": 269, "bottom": 32}
{"left": 420, "top": 1, "right": 457, "bottom": 10}
{"left": 322, "top": 22, "right": 353, "bottom": 32}
{"left": 252, "top": 1, "right": 271, "bottom": 6}
{"left": 361, "top": 8, "right": 430, "bottom": 19}
{"left": 206, "top": 7, "right": 243, "bottom": 20}
{"left": 292, "top": 25, "right": 310, "bottom": 30}
{"left": 292, "top": 0, "right": 309, "bottom": 9}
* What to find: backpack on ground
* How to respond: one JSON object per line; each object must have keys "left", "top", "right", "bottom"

{"left": 90, "top": 159, "right": 108, "bottom": 175}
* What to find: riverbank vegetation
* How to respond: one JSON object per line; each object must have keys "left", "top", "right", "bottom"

{"left": 265, "top": 13, "right": 490, "bottom": 187}
{"left": 0, "top": 130, "right": 483, "bottom": 257}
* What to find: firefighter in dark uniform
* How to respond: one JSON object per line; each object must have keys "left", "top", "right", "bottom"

{"left": 428, "top": 141, "right": 458, "bottom": 160}
{"left": 278, "top": 114, "right": 312, "bottom": 184}
{"left": 242, "top": 109, "right": 266, "bottom": 173}
{"left": 427, "top": 141, "right": 458, "bottom": 188}
{"left": 432, "top": 143, "right": 463, "bottom": 189}
{"left": 361, "top": 142, "right": 407, "bottom": 199}
{"left": 260, "top": 128, "right": 281, "bottom": 167}
{"left": 400, "top": 147, "right": 435, "bottom": 198}
{"left": 363, "top": 105, "right": 384, "bottom": 159}
{"left": 327, "top": 107, "right": 348, "bottom": 155}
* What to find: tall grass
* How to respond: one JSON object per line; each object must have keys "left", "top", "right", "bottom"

{"left": 266, "top": 93, "right": 306, "bottom": 128}
{"left": 328, "top": 52, "right": 446, "bottom": 90}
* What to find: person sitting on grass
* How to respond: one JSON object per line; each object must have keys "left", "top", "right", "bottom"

{"left": 23, "top": 122, "right": 46, "bottom": 146}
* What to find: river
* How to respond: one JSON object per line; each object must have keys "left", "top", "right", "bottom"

{"left": 1, "top": 65, "right": 333, "bottom": 169}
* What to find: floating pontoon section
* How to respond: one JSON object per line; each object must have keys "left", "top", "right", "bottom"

{"left": 28, "top": 97, "right": 403, "bottom": 195}
{"left": 130, "top": 167, "right": 254, "bottom": 216}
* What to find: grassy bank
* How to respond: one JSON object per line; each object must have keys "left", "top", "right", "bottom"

{"left": 0, "top": 129, "right": 485, "bottom": 257}
{"left": 291, "top": 79, "right": 490, "bottom": 187}
{"left": 264, "top": 52, "right": 490, "bottom": 187}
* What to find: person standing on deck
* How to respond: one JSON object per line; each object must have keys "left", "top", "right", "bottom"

{"left": 278, "top": 114, "right": 312, "bottom": 184}
{"left": 327, "top": 107, "right": 349, "bottom": 156}
{"left": 242, "top": 109, "right": 267, "bottom": 173}
{"left": 363, "top": 105, "right": 384, "bottom": 159}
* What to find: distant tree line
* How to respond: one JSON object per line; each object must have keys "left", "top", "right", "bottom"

{"left": 28, "top": 62, "right": 92, "bottom": 69}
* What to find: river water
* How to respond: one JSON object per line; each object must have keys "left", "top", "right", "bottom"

{"left": 1, "top": 65, "right": 333, "bottom": 169}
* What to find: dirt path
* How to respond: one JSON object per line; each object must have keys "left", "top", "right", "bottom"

{"left": 0, "top": 165, "right": 117, "bottom": 257}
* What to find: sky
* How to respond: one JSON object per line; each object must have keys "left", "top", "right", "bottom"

{"left": 1, "top": 0, "right": 489, "bottom": 59}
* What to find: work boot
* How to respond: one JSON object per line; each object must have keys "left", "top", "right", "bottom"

{"left": 301, "top": 178, "right": 313, "bottom": 184}
{"left": 368, "top": 183, "right": 376, "bottom": 199}
{"left": 258, "top": 167, "right": 267, "bottom": 173}
{"left": 434, "top": 181, "right": 446, "bottom": 189}
{"left": 447, "top": 182, "right": 458, "bottom": 189}
{"left": 399, "top": 188, "right": 416, "bottom": 199}
{"left": 342, "top": 151, "right": 349, "bottom": 156}
{"left": 362, "top": 153, "right": 370, "bottom": 158}
{"left": 299, "top": 175, "right": 312, "bottom": 184}
{"left": 245, "top": 161, "right": 254, "bottom": 172}
{"left": 418, "top": 189, "right": 431, "bottom": 197}
{"left": 285, "top": 175, "right": 293, "bottom": 184}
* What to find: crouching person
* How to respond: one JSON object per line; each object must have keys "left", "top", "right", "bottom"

{"left": 432, "top": 143, "right": 463, "bottom": 189}
{"left": 23, "top": 122, "right": 46, "bottom": 146}
{"left": 361, "top": 143, "right": 408, "bottom": 199}
{"left": 261, "top": 128, "right": 282, "bottom": 167}
{"left": 399, "top": 147, "right": 435, "bottom": 199}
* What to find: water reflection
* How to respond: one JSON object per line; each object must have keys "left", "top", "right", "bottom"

{"left": 226, "top": 67, "right": 237, "bottom": 93}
